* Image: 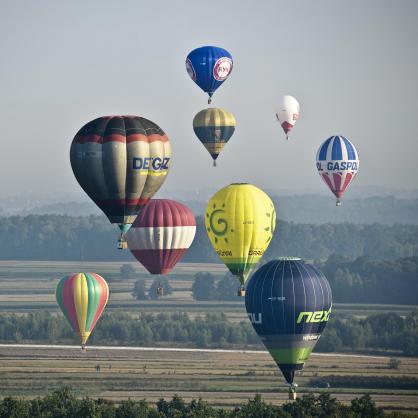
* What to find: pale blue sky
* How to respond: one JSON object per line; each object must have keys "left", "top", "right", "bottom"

{"left": 1, "top": 0, "right": 417, "bottom": 197}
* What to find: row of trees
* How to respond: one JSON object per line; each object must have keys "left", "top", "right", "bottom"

{"left": 0, "top": 389, "right": 389, "bottom": 418}
{"left": 316, "top": 311, "right": 418, "bottom": 356}
{"left": 321, "top": 255, "right": 418, "bottom": 304}
{"left": 188, "top": 256, "right": 418, "bottom": 305}
{"left": 1, "top": 310, "right": 417, "bottom": 356}
{"left": 191, "top": 272, "right": 241, "bottom": 301}
{"left": 131, "top": 277, "right": 173, "bottom": 300}
{"left": 0, "top": 214, "right": 418, "bottom": 262}
{"left": 118, "top": 255, "right": 418, "bottom": 305}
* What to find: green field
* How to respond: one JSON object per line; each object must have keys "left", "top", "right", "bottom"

{"left": 0, "top": 260, "right": 417, "bottom": 414}
{"left": 0, "top": 260, "right": 415, "bottom": 321}
{"left": 0, "top": 345, "right": 417, "bottom": 413}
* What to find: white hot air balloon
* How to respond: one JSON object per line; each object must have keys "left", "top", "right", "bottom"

{"left": 275, "top": 95, "right": 300, "bottom": 140}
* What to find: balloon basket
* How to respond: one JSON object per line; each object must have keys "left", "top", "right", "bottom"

{"left": 213, "top": 160, "right": 217, "bottom": 167}
{"left": 288, "top": 389, "right": 297, "bottom": 400}
{"left": 336, "top": 199, "right": 342, "bottom": 207}
{"left": 117, "top": 239, "right": 128, "bottom": 250}
{"left": 81, "top": 345, "right": 87, "bottom": 353}
{"left": 237, "top": 288, "right": 246, "bottom": 297}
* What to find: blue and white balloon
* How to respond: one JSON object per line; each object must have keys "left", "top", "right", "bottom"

{"left": 186, "top": 46, "right": 233, "bottom": 103}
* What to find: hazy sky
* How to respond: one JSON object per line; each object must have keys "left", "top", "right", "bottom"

{"left": 1, "top": 0, "right": 417, "bottom": 198}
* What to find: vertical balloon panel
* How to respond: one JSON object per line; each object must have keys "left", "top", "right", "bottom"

{"left": 56, "top": 273, "right": 109, "bottom": 348}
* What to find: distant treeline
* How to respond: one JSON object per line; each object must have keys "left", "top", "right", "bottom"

{"left": 1, "top": 214, "right": 418, "bottom": 262}
{"left": 0, "top": 389, "right": 390, "bottom": 418}
{"left": 190, "top": 255, "right": 418, "bottom": 305}
{"left": 1, "top": 311, "right": 417, "bottom": 356}
{"left": 5, "top": 195, "right": 418, "bottom": 225}
{"left": 275, "top": 195, "right": 418, "bottom": 225}
{"left": 320, "top": 255, "right": 418, "bottom": 304}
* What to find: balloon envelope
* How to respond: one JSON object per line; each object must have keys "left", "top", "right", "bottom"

{"left": 205, "top": 183, "right": 276, "bottom": 286}
{"left": 56, "top": 273, "right": 109, "bottom": 346}
{"left": 70, "top": 116, "right": 171, "bottom": 233}
{"left": 127, "top": 199, "right": 196, "bottom": 275}
{"left": 193, "top": 108, "right": 236, "bottom": 165}
{"left": 316, "top": 135, "right": 359, "bottom": 205}
{"left": 186, "top": 46, "right": 233, "bottom": 102}
{"left": 275, "top": 95, "right": 300, "bottom": 138}
{"left": 245, "top": 258, "right": 332, "bottom": 385}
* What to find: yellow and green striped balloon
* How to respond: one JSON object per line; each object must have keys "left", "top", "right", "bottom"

{"left": 193, "top": 108, "right": 236, "bottom": 166}
{"left": 56, "top": 273, "right": 109, "bottom": 348}
{"left": 205, "top": 184, "right": 276, "bottom": 291}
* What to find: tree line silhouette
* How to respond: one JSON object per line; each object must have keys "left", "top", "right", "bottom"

{"left": 1, "top": 310, "right": 417, "bottom": 356}
{"left": 189, "top": 256, "right": 418, "bottom": 305}
{"left": 0, "top": 388, "right": 393, "bottom": 418}
{"left": 0, "top": 215, "right": 417, "bottom": 262}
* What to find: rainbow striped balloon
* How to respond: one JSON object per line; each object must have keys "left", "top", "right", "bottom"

{"left": 56, "top": 273, "right": 109, "bottom": 347}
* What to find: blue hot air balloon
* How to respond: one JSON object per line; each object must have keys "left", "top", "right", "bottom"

{"left": 186, "top": 46, "right": 233, "bottom": 103}
{"left": 245, "top": 258, "right": 332, "bottom": 399}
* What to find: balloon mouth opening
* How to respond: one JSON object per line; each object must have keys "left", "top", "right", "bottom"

{"left": 118, "top": 224, "right": 132, "bottom": 234}
{"left": 277, "top": 257, "right": 302, "bottom": 261}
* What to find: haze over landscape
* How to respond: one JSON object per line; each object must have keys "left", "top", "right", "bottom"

{"left": 0, "top": 1, "right": 418, "bottom": 416}
{"left": 1, "top": 0, "right": 418, "bottom": 197}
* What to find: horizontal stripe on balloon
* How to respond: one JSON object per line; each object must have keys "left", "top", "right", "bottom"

{"left": 103, "top": 134, "right": 126, "bottom": 143}
{"left": 261, "top": 334, "right": 320, "bottom": 349}
{"left": 127, "top": 226, "right": 196, "bottom": 250}
{"left": 129, "top": 248, "right": 188, "bottom": 274}
{"left": 77, "top": 134, "right": 170, "bottom": 144}
{"left": 132, "top": 199, "right": 196, "bottom": 228}
{"left": 93, "top": 198, "right": 150, "bottom": 206}
{"left": 137, "top": 171, "right": 169, "bottom": 176}
{"left": 269, "top": 347, "right": 314, "bottom": 366}
{"left": 193, "top": 126, "right": 235, "bottom": 142}
{"left": 73, "top": 115, "right": 169, "bottom": 144}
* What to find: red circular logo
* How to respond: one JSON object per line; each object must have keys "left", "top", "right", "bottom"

{"left": 213, "top": 57, "right": 233, "bottom": 81}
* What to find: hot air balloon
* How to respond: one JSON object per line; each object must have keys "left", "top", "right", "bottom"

{"left": 186, "top": 46, "right": 233, "bottom": 104}
{"left": 245, "top": 258, "right": 332, "bottom": 399}
{"left": 205, "top": 183, "right": 276, "bottom": 296}
{"left": 56, "top": 273, "right": 109, "bottom": 350}
{"left": 316, "top": 135, "right": 359, "bottom": 206}
{"left": 275, "top": 95, "right": 300, "bottom": 140}
{"left": 70, "top": 116, "right": 171, "bottom": 248}
{"left": 126, "top": 199, "right": 196, "bottom": 275}
{"left": 193, "top": 108, "right": 236, "bottom": 166}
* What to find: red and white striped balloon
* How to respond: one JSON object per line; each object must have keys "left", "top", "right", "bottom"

{"left": 126, "top": 199, "right": 196, "bottom": 274}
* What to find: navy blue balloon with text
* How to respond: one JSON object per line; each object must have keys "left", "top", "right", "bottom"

{"left": 245, "top": 258, "right": 332, "bottom": 389}
{"left": 186, "top": 46, "right": 233, "bottom": 103}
